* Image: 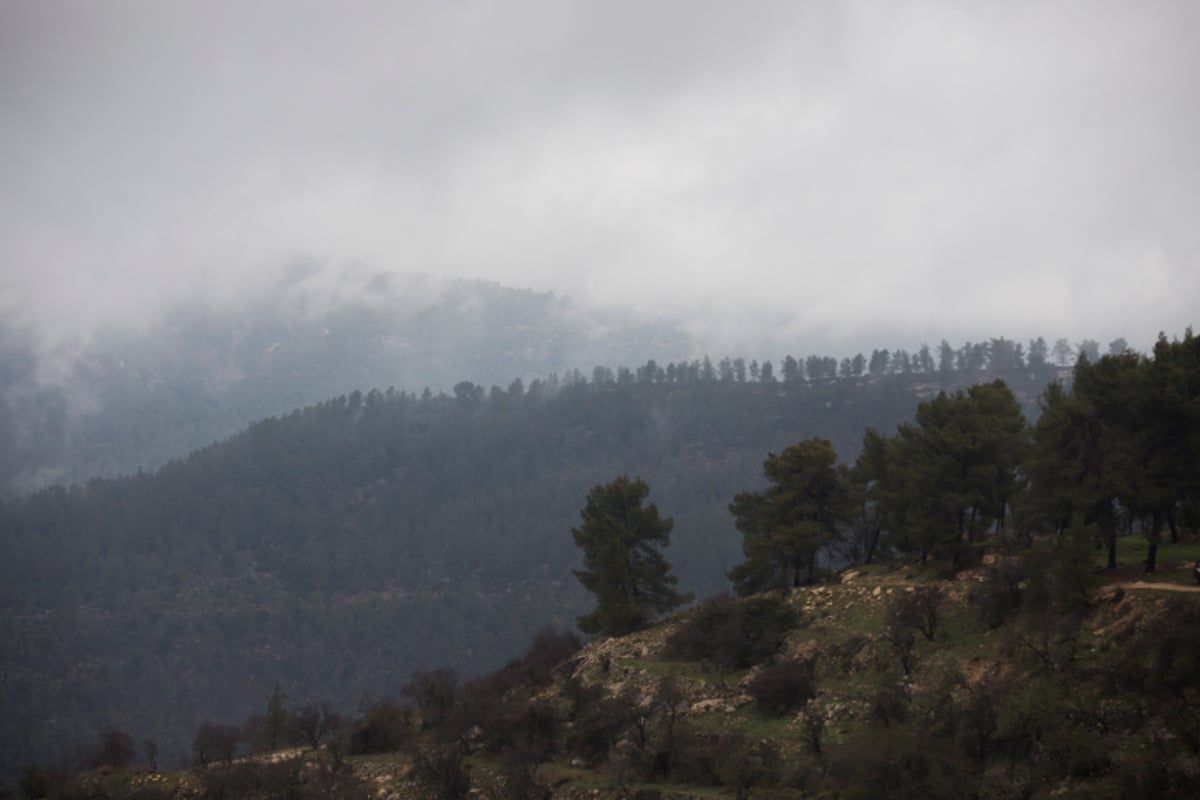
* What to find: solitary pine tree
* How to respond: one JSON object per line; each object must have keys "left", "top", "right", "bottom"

{"left": 572, "top": 475, "right": 691, "bottom": 636}
{"left": 258, "top": 683, "right": 289, "bottom": 751}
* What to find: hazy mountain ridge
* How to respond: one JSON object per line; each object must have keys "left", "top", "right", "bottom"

{"left": 0, "top": 272, "right": 695, "bottom": 497}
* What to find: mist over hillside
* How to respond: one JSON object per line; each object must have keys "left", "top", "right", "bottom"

{"left": 0, "top": 271, "right": 695, "bottom": 497}
{"left": 1, "top": 266, "right": 1111, "bottom": 501}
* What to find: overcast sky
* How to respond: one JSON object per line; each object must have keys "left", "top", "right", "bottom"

{"left": 2, "top": 0, "right": 1198, "bottom": 358}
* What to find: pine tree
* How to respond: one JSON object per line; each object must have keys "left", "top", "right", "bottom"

{"left": 727, "top": 438, "right": 853, "bottom": 594}
{"left": 572, "top": 476, "right": 691, "bottom": 636}
{"left": 259, "top": 683, "right": 289, "bottom": 751}
{"left": 886, "top": 381, "right": 1027, "bottom": 563}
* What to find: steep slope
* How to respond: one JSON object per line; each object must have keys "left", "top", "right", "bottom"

{"left": 51, "top": 549, "right": 1200, "bottom": 799}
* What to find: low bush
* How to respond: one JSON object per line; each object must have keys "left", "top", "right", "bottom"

{"left": 510, "top": 625, "right": 581, "bottom": 687}
{"left": 345, "top": 699, "right": 413, "bottom": 755}
{"left": 193, "top": 744, "right": 370, "bottom": 797}
{"left": 481, "top": 747, "right": 552, "bottom": 800}
{"left": 969, "top": 557, "right": 1024, "bottom": 628}
{"left": 869, "top": 675, "right": 910, "bottom": 727}
{"left": 407, "top": 742, "right": 470, "bottom": 800}
{"left": 747, "top": 659, "right": 816, "bottom": 716}
{"left": 665, "top": 593, "right": 797, "bottom": 670}
{"left": 564, "top": 690, "right": 631, "bottom": 764}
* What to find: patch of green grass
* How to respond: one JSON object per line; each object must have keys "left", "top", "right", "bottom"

{"left": 814, "top": 653, "right": 883, "bottom": 699}
{"left": 841, "top": 560, "right": 905, "bottom": 578}
{"left": 734, "top": 705, "right": 804, "bottom": 739}
{"left": 658, "top": 784, "right": 735, "bottom": 798}
{"left": 535, "top": 758, "right": 596, "bottom": 784}
{"left": 931, "top": 602, "right": 992, "bottom": 654}
{"left": 685, "top": 702, "right": 804, "bottom": 745}
{"left": 539, "top": 758, "right": 727, "bottom": 799}
{"left": 1098, "top": 534, "right": 1200, "bottom": 573}
{"left": 801, "top": 590, "right": 887, "bottom": 643}
{"left": 616, "top": 656, "right": 713, "bottom": 681}
{"left": 73, "top": 768, "right": 198, "bottom": 800}
{"left": 345, "top": 751, "right": 403, "bottom": 766}
{"left": 819, "top": 715, "right": 881, "bottom": 750}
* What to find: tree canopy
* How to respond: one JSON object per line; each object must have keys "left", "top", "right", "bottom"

{"left": 1021, "top": 331, "right": 1200, "bottom": 571}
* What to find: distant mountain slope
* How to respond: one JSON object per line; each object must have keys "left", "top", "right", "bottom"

{"left": 0, "top": 271, "right": 695, "bottom": 496}
{"left": 0, "top": 362, "right": 1057, "bottom": 778}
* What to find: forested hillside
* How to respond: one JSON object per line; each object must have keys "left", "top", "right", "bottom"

{"left": 13, "top": 328, "right": 1199, "bottom": 798}
{"left": 0, "top": 346, "right": 1061, "bottom": 779}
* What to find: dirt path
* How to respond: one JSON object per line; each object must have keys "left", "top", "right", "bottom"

{"left": 1117, "top": 581, "right": 1200, "bottom": 593}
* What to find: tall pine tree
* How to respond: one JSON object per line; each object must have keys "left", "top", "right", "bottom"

{"left": 727, "top": 438, "right": 853, "bottom": 594}
{"left": 572, "top": 476, "right": 691, "bottom": 636}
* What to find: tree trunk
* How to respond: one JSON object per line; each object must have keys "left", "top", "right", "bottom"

{"left": 1145, "top": 510, "right": 1162, "bottom": 574}
{"left": 865, "top": 523, "right": 882, "bottom": 565}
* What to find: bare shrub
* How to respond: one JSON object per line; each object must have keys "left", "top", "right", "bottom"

{"left": 408, "top": 741, "right": 471, "bottom": 800}
{"left": 401, "top": 668, "right": 459, "bottom": 730}
{"left": 87, "top": 728, "right": 135, "bottom": 770}
{"left": 884, "top": 620, "right": 918, "bottom": 676}
{"left": 193, "top": 721, "right": 241, "bottom": 766}
{"left": 291, "top": 701, "right": 343, "bottom": 750}
{"left": 887, "top": 586, "right": 943, "bottom": 641}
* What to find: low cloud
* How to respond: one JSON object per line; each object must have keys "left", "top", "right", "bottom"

{"left": 2, "top": 1, "right": 1197, "bottom": 362}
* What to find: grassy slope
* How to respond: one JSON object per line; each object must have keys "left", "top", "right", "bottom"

{"left": 63, "top": 535, "right": 1200, "bottom": 799}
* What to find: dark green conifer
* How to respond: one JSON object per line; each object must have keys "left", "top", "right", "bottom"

{"left": 727, "top": 438, "right": 853, "bottom": 594}
{"left": 572, "top": 475, "right": 691, "bottom": 636}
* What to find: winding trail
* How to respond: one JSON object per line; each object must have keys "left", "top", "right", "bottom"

{"left": 1117, "top": 581, "right": 1200, "bottom": 593}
